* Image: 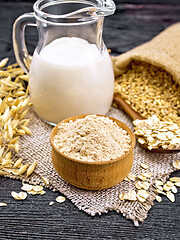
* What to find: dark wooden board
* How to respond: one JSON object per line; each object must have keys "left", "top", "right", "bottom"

{"left": 0, "top": 1, "right": 179, "bottom": 239}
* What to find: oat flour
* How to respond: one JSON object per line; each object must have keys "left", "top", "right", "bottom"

{"left": 53, "top": 115, "right": 131, "bottom": 162}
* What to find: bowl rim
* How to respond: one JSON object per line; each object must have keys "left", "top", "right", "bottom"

{"left": 50, "top": 114, "right": 136, "bottom": 165}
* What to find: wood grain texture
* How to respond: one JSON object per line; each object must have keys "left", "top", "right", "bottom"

{"left": 0, "top": 1, "right": 180, "bottom": 239}
{"left": 113, "top": 93, "right": 145, "bottom": 121}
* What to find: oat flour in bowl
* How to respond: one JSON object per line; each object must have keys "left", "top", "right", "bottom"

{"left": 53, "top": 115, "right": 131, "bottom": 162}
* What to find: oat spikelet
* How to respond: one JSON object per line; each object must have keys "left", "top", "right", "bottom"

{"left": 0, "top": 60, "right": 32, "bottom": 178}
{"left": 26, "top": 161, "right": 37, "bottom": 176}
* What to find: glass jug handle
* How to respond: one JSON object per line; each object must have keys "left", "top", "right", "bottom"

{"left": 13, "top": 13, "right": 36, "bottom": 73}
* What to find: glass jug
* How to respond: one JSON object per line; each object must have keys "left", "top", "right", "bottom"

{"left": 13, "top": 0, "right": 116, "bottom": 125}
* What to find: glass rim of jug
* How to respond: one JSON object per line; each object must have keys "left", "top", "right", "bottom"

{"left": 33, "top": 0, "right": 116, "bottom": 25}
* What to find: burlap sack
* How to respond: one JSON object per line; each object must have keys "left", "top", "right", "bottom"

{"left": 112, "top": 23, "right": 180, "bottom": 85}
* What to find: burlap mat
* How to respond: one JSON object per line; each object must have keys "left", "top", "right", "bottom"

{"left": 112, "top": 23, "right": 180, "bottom": 85}
{"left": 6, "top": 108, "right": 179, "bottom": 226}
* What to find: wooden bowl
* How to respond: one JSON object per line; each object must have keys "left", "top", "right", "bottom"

{"left": 50, "top": 115, "right": 136, "bottom": 190}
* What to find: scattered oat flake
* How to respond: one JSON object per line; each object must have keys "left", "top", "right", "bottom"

{"left": 33, "top": 185, "right": 43, "bottom": 192}
{"left": 21, "top": 183, "right": 45, "bottom": 195}
{"left": 171, "top": 186, "right": 178, "bottom": 194}
{"left": 166, "top": 181, "right": 174, "bottom": 187}
{"left": 21, "top": 183, "right": 33, "bottom": 192}
{"left": 135, "top": 181, "right": 143, "bottom": 190}
{"left": 40, "top": 190, "right": 46, "bottom": 195}
{"left": 27, "top": 190, "right": 37, "bottom": 195}
{"left": 137, "top": 175, "right": 147, "bottom": 181}
{"left": 126, "top": 190, "right": 137, "bottom": 201}
{"left": 166, "top": 192, "right": 175, "bottom": 202}
{"left": 174, "top": 182, "right": 180, "bottom": 187}
{"left": 0, "top": 203, "right": 7, "bottom": 206}
{"left": 137, "top": 190, "right": 149, "bottom": 199}
{"left": 155, "top": 180, "right": 163, "bottom": 186}
{"left": 127, "top": 172, "right": 136, "bottom": 181}
{"left": 155, "top": 185, "right": 163, "bottom": 191}
{"left": 156, "top": 189, "right": 166, "bottom": 195}
{"left": 155, "top": 195, "right": 162, "bottom": 202}
{"left": 172, "top": 160, "right": 180, "bottom": 170}
{"left": 56, "top": 196, "right": 66, "bottom": 203}
{"left": 141, "top": 172, "right": 153, "bottom": 178}
{"left": 169, "top": 177, "right": 180, "bottom": 183}
{"left": 119, "top": 191, "right": 136, "bottom": 201}
{"left": 18, "top": 192, "right": 27, "bottom": 200}
{"left": 137, "top": 137, "right": 146, "bottom": 145}
{"left": 163, "top": 183, "right": 172, "bottom": 192}
{"left": 137, "top": 194, "right": 146, "bottom": 203}
{"left": 49, "top": 201, "right": 54, "bottom": 206}
{"left": 119, "top": 192, "right": 126, "bottom": 200}
{"left": 11, "top": 191, "right": 27, "bottom": 200}
{"left": 140, "top": 163, "right": 149, "bottom": 169}
{"left": 11, "top": 191, "right": 19, "bottom": 200}
{"left": 141, "top": 182, "right": 150, "bottom": 190}
{"left": 137, "top": 189, "right": 149, "bottom": 203}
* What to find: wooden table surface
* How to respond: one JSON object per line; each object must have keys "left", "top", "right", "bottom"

{"left": 0, "top": 1, "right": 180, "bottom": 239}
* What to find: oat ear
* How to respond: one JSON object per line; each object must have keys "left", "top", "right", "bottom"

{"left": 0, "top": 60, "right": 32, "bottom": 178}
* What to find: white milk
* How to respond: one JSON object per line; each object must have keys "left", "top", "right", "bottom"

{"left": 29, "top": 37, "right": 114, "bottom": 124}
